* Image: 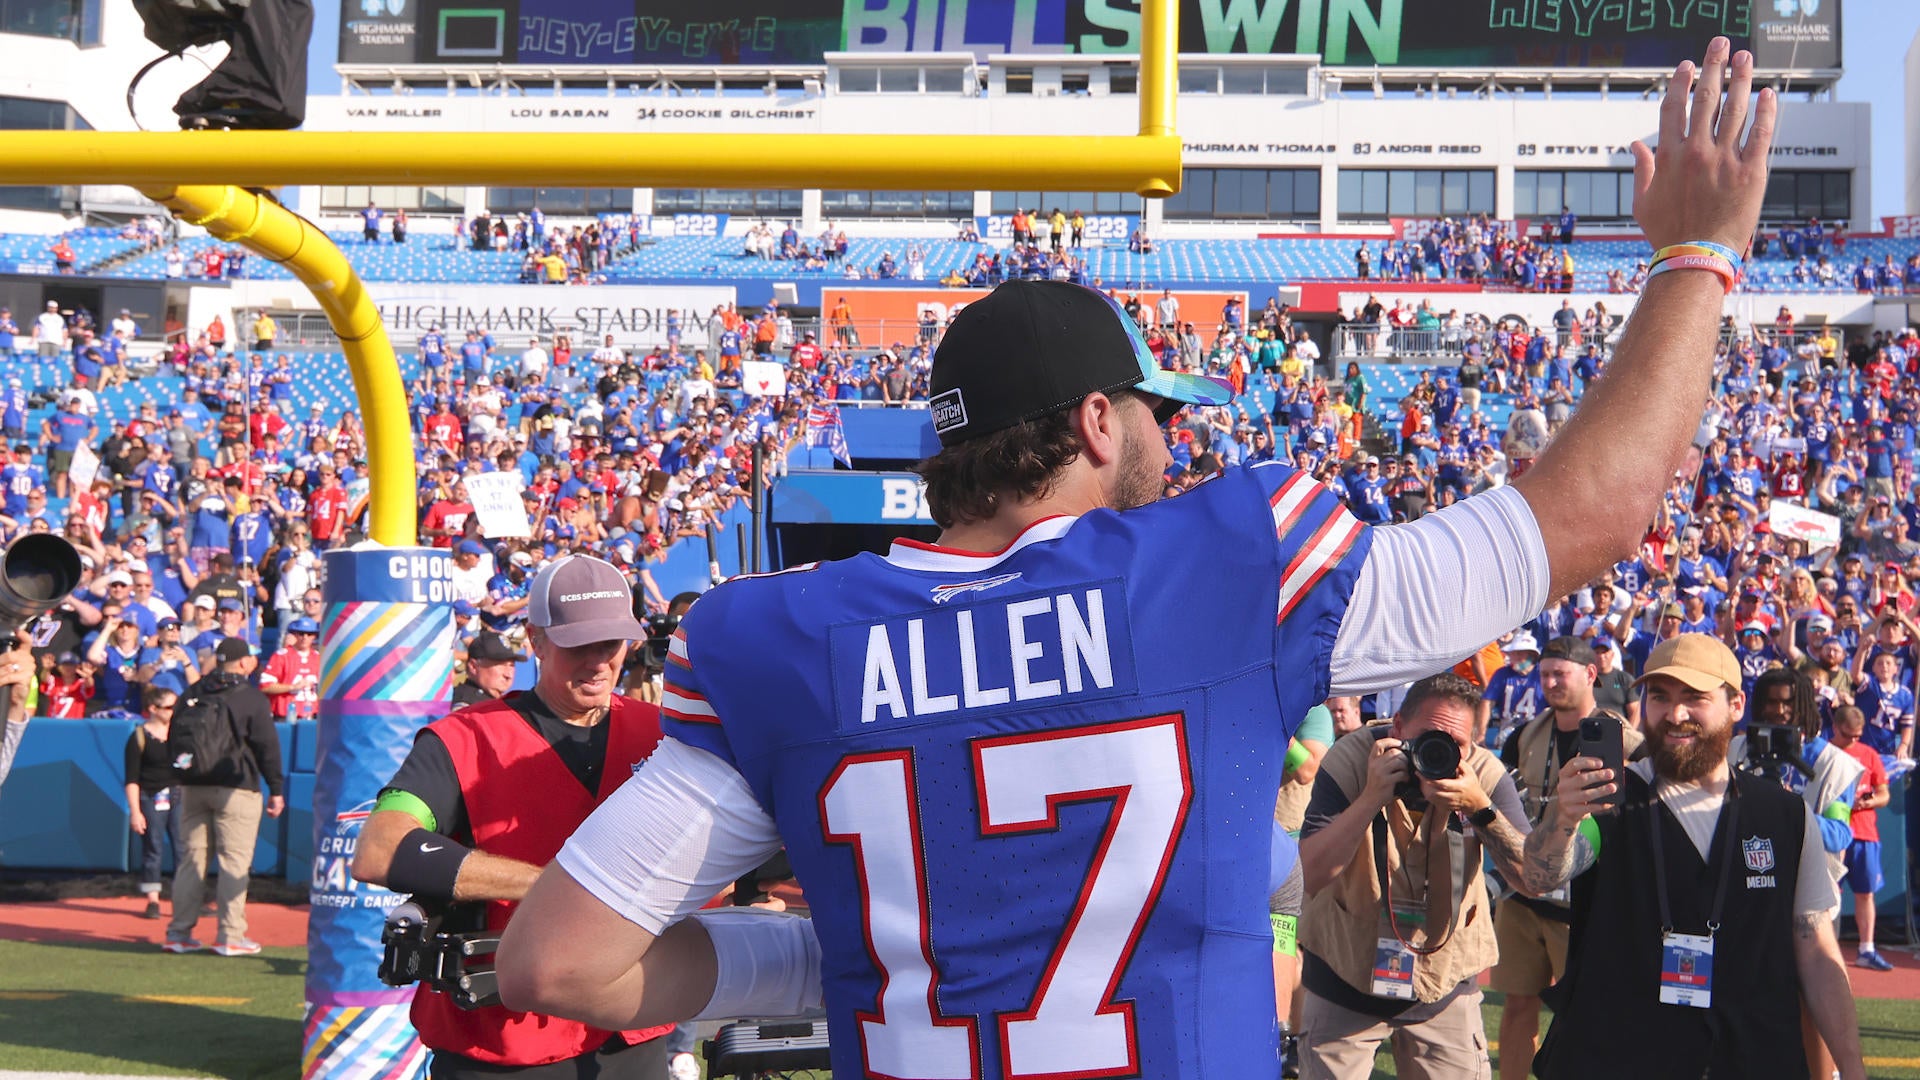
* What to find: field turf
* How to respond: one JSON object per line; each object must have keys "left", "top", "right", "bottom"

{"left": 1, "top": 938, "right": 1916, "bottom": 1079}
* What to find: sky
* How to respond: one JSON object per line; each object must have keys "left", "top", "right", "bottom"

{"left": 1832, "top": 0, "right": 1920, "bottom": 218}
{"left": 305, "top": 0, "right": 1918, "bottom": 217}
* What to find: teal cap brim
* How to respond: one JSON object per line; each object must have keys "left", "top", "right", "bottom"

{"left": 1134, "top": 367, "right": 1237, "bottom": 413}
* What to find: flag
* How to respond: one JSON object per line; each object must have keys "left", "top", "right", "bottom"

{"left": 806, "top": 403, "right": 852, "bottom": 467}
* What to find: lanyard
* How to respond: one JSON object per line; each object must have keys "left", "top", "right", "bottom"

{"left": 1647, "top": 779, "right": 1741, "bottom": 937}
{"left": 1372, "top": 809, "right": 1471, "bottom": 956}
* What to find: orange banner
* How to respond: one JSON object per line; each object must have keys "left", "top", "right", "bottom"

{"left": 825, "top": 286, "right": 1251, "bottom": 347}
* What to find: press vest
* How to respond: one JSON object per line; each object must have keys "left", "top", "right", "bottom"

{"left": 410, "top": 696, "right": 674, "bottom": 1066}
{"left": 1536, "top": 770, "right": 1807, "bottom": 1080}
{"left": 1301, "top": 729, "right": 1507, "bottom": 1004}
{"left": 1510, "top": 712, "right": 1640, "bottom": 918}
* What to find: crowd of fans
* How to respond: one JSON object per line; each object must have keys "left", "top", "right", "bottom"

{"left": 10, "top": 265, "right": 1920, "bottom": 760}
{"left": 1351, "top": 214, "right": 1580, "bottom": 291}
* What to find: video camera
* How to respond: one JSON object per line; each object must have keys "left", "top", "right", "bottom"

{"left": 641, "top": 612, "right": 680, "bottom": 670}
{"left": 0, "top": 534, "right": 83, "bottom": 649}
{"left": 377, "top": 898, "right": 501, "bottom": 1010}
{"left": 1394, "top": 729, "right": 1463, "bottom": 810}
{"left": 1738, "top": 722, "right": 1804, "bottom": 782}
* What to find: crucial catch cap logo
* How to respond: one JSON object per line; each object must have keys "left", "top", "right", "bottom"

{"left": 931, "top": 389, "right": 967, "bottom": 434}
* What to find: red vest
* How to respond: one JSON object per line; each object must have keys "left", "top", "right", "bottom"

{"left": 410, "top": 695, "right": 673, "bottom": 1066}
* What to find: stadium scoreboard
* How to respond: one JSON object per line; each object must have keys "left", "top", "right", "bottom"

{"left": 343, "top": 0, "right": 1840, "bottom": 71}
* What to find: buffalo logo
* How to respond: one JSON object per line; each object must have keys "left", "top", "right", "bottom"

{"left": 930, "top": 572, "right": 1023, "bottom": 604}
{"left": 1742, "top": 836, "right": 1775, "bottom": 874}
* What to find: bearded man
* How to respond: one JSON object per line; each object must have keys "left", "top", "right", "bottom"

{"left": 1518, "top": 634, "right": 1864, "bottom": 1080}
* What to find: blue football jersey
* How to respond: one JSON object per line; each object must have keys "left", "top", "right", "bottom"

{"left": 664, "top": 463, "right": 1368, "bottom": 1079}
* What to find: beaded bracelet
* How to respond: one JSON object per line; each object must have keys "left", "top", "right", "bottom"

{"left": 1647, "top": 252, "right": 1740, "bottom": 293}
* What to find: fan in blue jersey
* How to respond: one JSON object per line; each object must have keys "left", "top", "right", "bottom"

{"left": 495, "top": 70, "right": 1785, "bottom": 1072}
{"left": 459, "top": 331, "right": 489, "bottom": 380}
{"left": 2, "top": 449, "right": 41, "bottom": 519}
{"left": 229, "top": 505, "right": 273, "bottom": 569}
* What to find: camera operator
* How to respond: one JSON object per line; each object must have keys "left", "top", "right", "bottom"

{"left": 1490, "top": 637, "right": 1644, "bottom": 1080}
{"left": 1521, "top": 635, "right": 1865, "bottom": 1080}
{"left": 627, "top": 591, "right": 696, "bottom": 704}
{"left": 0, "top": 629, "right": 39, "bottom": 798}
{"left": 351, "top": 555, "right": 675, "bottom": 1080}
{"left": 1741, "top": 667, "right": 1864, "bottom": 1080}
{"left": 1297, "top": 672, "right": 1532, "bottom": 1079}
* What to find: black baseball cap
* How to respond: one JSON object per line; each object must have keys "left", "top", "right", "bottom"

{"left": 1541, "top": 635, "right": 1598, "bottom": 667}
{"left": 467, "top": 630, "right": 525, "bottom": 663}
{"left": 927, "top": 281, "right": 1233, "bottom": 447}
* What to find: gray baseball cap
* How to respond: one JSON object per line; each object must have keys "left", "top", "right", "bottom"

{"left": 526, "top": 554, "right": 644, "bottom": 647}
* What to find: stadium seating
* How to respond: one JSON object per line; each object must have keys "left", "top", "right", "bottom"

{"left": 26, "top": 227, "right": 1916, "bottom": 293}
{"left": 0, "top": 226, "right": 148, "bottom": 273}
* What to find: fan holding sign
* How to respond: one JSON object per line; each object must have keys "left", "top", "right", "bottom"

{"left": 740, "top": 360, "right": 787, "bottom": 399}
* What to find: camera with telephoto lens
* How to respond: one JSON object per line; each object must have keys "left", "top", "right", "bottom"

{"left": 0, "top": 535, "right": 83, "bottom": 650}
{"left": 1395, "top": 729, "right": 1464, "bottom": 809}
{"left": 378, "top": 898, "right": 501, "bottom": 1010}
{"left": 1739, "top": 722, "right": 1804, "bottom": 782}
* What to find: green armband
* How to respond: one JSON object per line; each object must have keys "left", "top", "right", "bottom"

{"left": 1822, "top": 800, "right": 1853, "bottom": 823}
{"left": 1283, "top": 739, "right": 1310, "bottom": 778}
{"left": 1576, "top": 815, "right": 1602, "bottom": 858}
{"left": 373, "top": 788, "right": 439, "bottom": 834}
{"left": 1271, "top": 913, "right": 1298, "bottom": 957}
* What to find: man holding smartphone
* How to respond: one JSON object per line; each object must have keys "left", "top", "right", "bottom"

{"left": 1521, "top": 635, "right": 1864, "bottom": 1079}
{"left": 1491, "top": 637, "right": 1644, "bottom": 1080}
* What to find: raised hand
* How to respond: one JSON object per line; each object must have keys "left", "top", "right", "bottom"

{"left": 1631, "top": 37, "right": 1776, "bottom": 255}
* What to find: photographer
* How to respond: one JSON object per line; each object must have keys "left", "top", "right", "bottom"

{"left": 352, "top": 555, "right": 674, "bottom": 1079}
{"left": 1521, "top": 635, "right": 1865, "bottom": 1080}
{"left": 1298, "top": 673, "right": 1532, "bottom": 1079}
{"left": 1491, "top": 637, "right": 1644, "bottom": 1080}
{"left": 628, "top": 591, "right": 696, "bottom": 705}
{"left": 1742, "top": 667, "right": 1864, "bottom": 1080}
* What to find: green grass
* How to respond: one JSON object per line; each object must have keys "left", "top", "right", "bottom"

{"left": 0, "top": 939, "right": 1914, "bottom": 1080}
{"left": 1358, "top": 992, "right": 1920, "bottom": 1079}
{"left": 0, "top": 939, "right": 305, "bottom": 1080}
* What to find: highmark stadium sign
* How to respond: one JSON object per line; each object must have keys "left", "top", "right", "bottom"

{"left": 342, "top": 0, "right": 1840, "bottom": 70}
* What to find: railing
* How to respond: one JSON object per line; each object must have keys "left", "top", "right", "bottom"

{"left": 1333, "top": 323, "right": 1465, "bottom": 360}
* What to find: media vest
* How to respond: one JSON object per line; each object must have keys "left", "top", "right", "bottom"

{"left": 411, "top": 695, "right": 674, "bottom": 1066}
{"left": 1510, "top": 711, "right": 1642, "bottom": 917}
{"left": 1301, "top": 729, "right": 1507, "bottom": 1004}
{"left": 1536, "top": 770, "right": 1807, "bottom": 1080}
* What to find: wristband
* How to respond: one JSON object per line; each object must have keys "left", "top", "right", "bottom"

{"left": 1652, "top": 240, "right": 1743, "bottom": 265}
{"left": 1647, "top": 254, "right": 1739, "bottom": 294}
{"left": 688, "top": 908, "right": 824, "bottom": 1021}
{"left": 384, "top": 827, "right": 471, "bottom": 899}
{"left": 1271, "top": 913, "right": 1298, "bottom": 957}
{"left": 1283, "top": 738, "right": 1310, "bottom": 778}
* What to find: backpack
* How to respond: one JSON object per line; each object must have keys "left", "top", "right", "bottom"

{"left": 165, "top": 683, "right": 250, "bottom": 787}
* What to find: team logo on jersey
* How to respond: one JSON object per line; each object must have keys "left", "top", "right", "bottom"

{"left": 1742, "top": 836, "right": 1775, "bottom": 873}
{"left": 930, "top": 389, "right": 968, "bottom": 435}
{"left": 930, "top": 572, "right": 1022, "bottom": 604}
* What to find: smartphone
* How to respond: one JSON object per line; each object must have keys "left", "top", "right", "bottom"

{"left": 1576, "top": 714, "right": 1626, "bottom": 815}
